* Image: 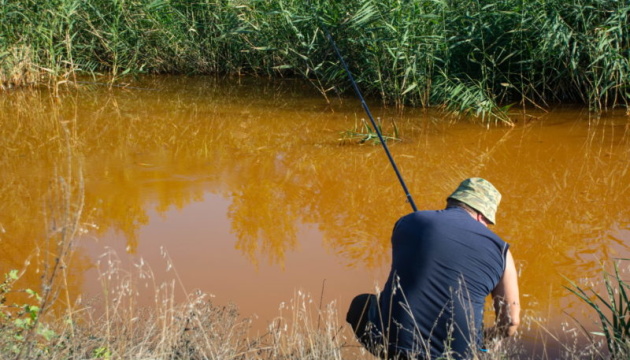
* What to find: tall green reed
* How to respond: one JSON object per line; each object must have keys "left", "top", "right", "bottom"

{"left": 0, "top": 0, "right": 628, "bottom": 122}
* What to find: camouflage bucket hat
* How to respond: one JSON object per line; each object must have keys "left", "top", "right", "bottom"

{"left": 447, "top": 178, "right": 501, "bottom": 224}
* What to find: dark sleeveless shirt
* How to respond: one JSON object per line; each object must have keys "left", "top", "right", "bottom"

{"left": 371, "top": 207, "right": 509, "bottom": 359}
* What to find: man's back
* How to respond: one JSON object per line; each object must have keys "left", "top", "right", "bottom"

{"left": 373, "top": 207, "right": 508, "bottom": 359}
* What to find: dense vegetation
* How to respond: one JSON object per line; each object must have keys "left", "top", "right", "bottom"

{"left": 1, "top": 0, "right": 629, "bottom": 121}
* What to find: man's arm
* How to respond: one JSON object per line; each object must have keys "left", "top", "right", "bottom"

{"left": 491, "top": 249, "right": 520, "bottom": 337}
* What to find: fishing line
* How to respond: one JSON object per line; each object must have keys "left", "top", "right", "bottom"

{"left": 313, "top": 6, "right": 418, "bottom": 212}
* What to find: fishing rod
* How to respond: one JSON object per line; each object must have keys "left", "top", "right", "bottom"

{"left": 315, "top": 10, "right": 418, "bottom": 212}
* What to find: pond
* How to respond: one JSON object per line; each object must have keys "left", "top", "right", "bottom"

{"left": 1, "top": 76, "right": 629, "bottom": 358}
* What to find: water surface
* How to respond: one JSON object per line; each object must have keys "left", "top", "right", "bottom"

{"left": 1, "top": 76, "right": 629, "bottom": 357}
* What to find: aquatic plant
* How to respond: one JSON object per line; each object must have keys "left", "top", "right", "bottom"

{"left": 339, "top": 117, "right": 400, "bottom": 145}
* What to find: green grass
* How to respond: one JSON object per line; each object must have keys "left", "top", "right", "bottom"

{"left": 0, "top": 0, "right": 629, "bottom": 121}
{"left": 566, "top": 260, "right": 630, "bottom": 358}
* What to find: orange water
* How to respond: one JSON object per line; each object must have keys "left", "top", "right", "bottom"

{"left": 1, "top": 76, "right": 628, "bottom": 357}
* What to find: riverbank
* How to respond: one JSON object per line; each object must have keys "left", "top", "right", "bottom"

{"left": 0, "top": 263, "right": 622, "bottom": 360}
{"left": 1, "top": 0, "right": 629, "bottom": 123}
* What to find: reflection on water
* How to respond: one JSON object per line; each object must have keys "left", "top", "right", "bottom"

{"left": 0, "top": 76, "right": 629, "bottom": 355}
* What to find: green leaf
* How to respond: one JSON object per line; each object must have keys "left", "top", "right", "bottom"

{"left": 401, "top": 83, "right": 418, "bottom": 95}
{"left": 8, "top": 270, "right": 18, "bottom": 281}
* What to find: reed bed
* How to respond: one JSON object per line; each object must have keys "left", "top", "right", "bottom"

{"left": 1, "top": 0, "right": 628, "bottom": 122}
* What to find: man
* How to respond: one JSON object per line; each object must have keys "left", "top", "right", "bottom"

{"left": 347, "top": 178, "right": 520, "bottom": 359}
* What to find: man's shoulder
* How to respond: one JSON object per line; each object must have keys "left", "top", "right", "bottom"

{"left": 400, "top": 208, "right": 462, "bottom": 222}
{"left": 393, "top": 210, "right": 442, "bottom": 230}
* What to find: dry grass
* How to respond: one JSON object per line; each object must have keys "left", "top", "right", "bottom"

{"left": 0, "top": 259, "right": 618, "bottom": 360}
{"left": 1, "top": 254, "right": 346, "bottom": 360}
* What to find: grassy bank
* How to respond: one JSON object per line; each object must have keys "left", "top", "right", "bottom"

{"left": 1, "top": 259, "right": 627, "bottom": 360}
{"left": 1, "top": 0, "right": 628, "bottom": 122}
